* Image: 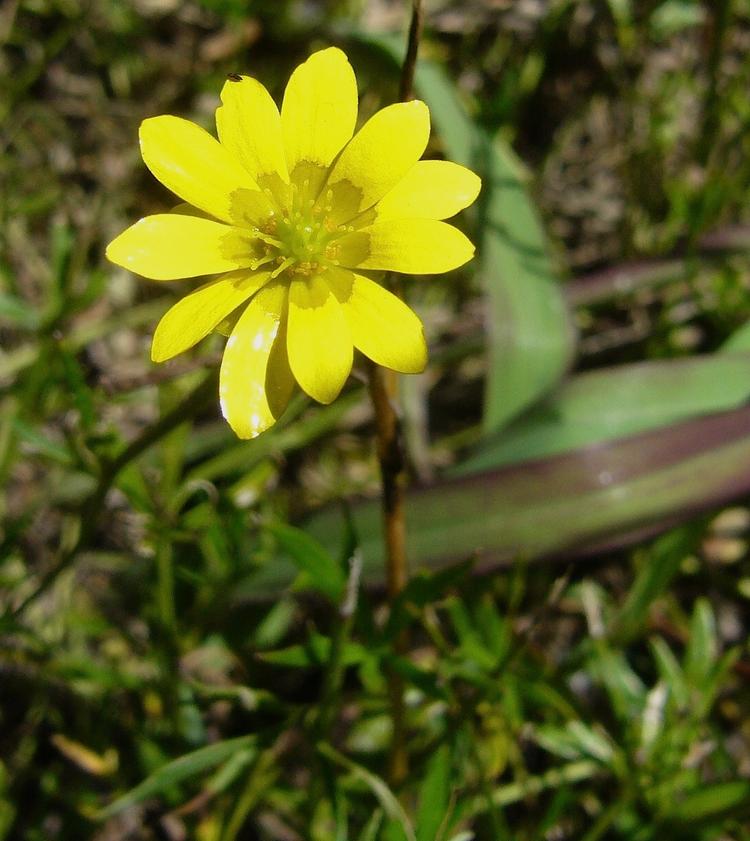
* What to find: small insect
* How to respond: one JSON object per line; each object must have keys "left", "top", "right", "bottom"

{"left": 226, "top": 72, "right": 243, "bottom": 82}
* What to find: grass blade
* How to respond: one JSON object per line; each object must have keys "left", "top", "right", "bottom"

{"left": 97, "top": 736, "right": 257, "bottom": 820}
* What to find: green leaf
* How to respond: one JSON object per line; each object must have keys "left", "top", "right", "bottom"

{"left": 416, "top": 745, "right": 452, "bottom": 841}
{"left": 0, "top": 292, "right": 40, "bottom": 330}
{"left": 533, "top": 722, "right": 614, "bottom": 764}
{"left": 650, "top": 0, "right": 705, "bottom": 40}
{"left": 252, "top": 598, "right": 296, "bottom": 649}
{"left": 58, "top": 345, "right": 96, "bottom": 431}
{"left": 722, "top": 317, "right": 750, "bottom": 352}
{"left": 11, "top": 417, "right": 73, "bottom": 465}
{"left": 588, "top": 646, "right": 646, "bottom": 721}
{"left": 468, "top": 760, "right": 601, "bottom": 816}
{"left": 358, "top": 34, "right": 574, "bottom": 434}
{"left": 684, "top": 598, "right": 718, "bottom": 687}
{"left": 446, "top": 598, "right": 499, "bottom": 671}
{"left": 384, "top": 654, "right": 449, "bottom": 701}
{"left": 318, "top": 743, "right": 416, "bottom": 841}
{"left": 97, "top": 735, "right": 257, "bottom": 820}
{"left": 649, "top": 638, "right": 688, "bottom": 709}
{"left": 475, "top": 595, "right": 512, "bottom": 663}
{"left": 205, "top": 748, "right": 256, "bottom": 795}
{"left": 612, "top": 524, "right": 705, "bottom": 641}
{"left": 266, "top": 522, "right": 345, "bottom": 602}
{"left": 357, "top": 809, "right": 384, "bottom": 841}
{"left": 667, "top": 780, "right": 750, "bottom": 823}
{"left": 385, "top": 560, "right": 474, "bottom": 639}
{"left": 456, "top": 354, "right": 750, "bottom": 473}
{"left": 415, "top": 60, "right": 574, "bottom": 434}
{"left": 242, "top": 406, "right": 750, "bottom": 598}
{"left": 259, "top": 633, "right": 369, "bottom": 669}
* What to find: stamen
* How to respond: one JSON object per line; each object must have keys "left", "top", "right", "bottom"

{"left": 252, "top": 230, "right": 284, "bottom": 248}
{"left": 249, "top": 255, "right": 275, "bottom": 271}
{"left": 271, "top": 257, "right": 295, "bottom": 278}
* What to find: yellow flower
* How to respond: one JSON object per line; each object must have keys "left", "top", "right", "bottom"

{"left": 107, "top": 48, "right": 480, "bottom": 439}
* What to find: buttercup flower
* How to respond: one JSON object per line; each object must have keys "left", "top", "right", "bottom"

{"left": 107, "top": 48, "right": 480, "bottom": 438}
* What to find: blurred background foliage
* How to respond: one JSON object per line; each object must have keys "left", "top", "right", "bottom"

{"left": 4, "top": 0, "right": 750, "bottom": 838}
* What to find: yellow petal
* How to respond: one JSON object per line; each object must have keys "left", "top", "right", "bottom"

{"left": 281, "top": 48, "right": 358, "bottom": 175}
{"left": 327, "top": 269, "right": 427, "bottom": 373}
{"left": 106, "top": 214, "right": 261, "bottom": 280}
{"left": 374, "top": 160, "right": 481, "bottom": 221}
{"left": 215, "top": 308, "right": 242, "bottom": 337}
{"left": 139, "top": 116, "right": 271, "bottom": 224}
{"left": 151, "top": 269, "right": 272, "bottom": 362}
{"left": 325, "top": 100, "right": 430, "bottom": 222}
{"left": 169, "top": 202, "right": 216, "bottom": 220}
{"left": 337, "top": 219, "right": 475, "bottom": 274}
{"left": 219, "top": 283, "right": 294, "bottom": 439}
{"left": 216, "top": 75, "right": 289, "bottom": 187}
{"left": 287, "top": 274, "right": 352, "bottom": 403}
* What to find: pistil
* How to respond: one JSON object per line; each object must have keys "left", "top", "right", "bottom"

{"left": 249, "top": 182, "right": 348, "bottom": 279}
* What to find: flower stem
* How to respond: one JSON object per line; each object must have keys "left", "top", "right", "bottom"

{"left": 365, "top": 0, "right": 425, "bottom": 790}
{"left": 367, "top": 361, "right": 409, "bottom": 786}
{"left": 400, "top": 0, "right": 426, "bottom": 102}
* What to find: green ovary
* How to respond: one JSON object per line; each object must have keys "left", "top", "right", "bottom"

{"left": 249, "top": 181, "right": 347, "bottom": 279}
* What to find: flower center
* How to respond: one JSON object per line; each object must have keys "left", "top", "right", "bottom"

{"left": 250, "top": 183, "right": 344, "bottom": 279}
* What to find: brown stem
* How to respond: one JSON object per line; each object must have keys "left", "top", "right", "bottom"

{"left": 367, "top": 361, "right": 409, "bottom": 786}
{"left": 399, "top": 0, "right": 425, "bottom": 102}
{"left": 368, "top": 364, "right": 408, "bottom": 599}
